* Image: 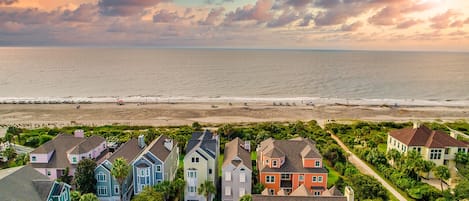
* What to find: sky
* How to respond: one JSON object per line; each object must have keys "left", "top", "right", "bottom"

{"left": 1, "top": 0, "right": 469, "bottom": 51}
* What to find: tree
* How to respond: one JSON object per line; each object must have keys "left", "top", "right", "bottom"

{"left": 155, "top": 180, "right": 172, "bottom": 200}
{"left": 192, "top": 122, "right": 202, "bottom": 131}
{"left": 198, "top": 180, "right": 216, "bottom": 201}
{"left": 454, "top": 179, "right": 469, "bottom": 200}
{"left": 74, "top": 159, "right": 97, "bottom": 194}
{"left": 433, "top": 165, "right": 450, "bottom": 192}
{"left": 252, "top": 183, "right": 265, "bottom": 194}
{"left": 59, "top": 167, "right": 73, "bottom": 184}
{"left": 79, "top": 193, "right": 99, "bottom": 201}
{"left": 455, "top": 152, "right": 469, "bottom": 165}
{"left": 170, "top": 178, "right": 186, "bottom": 200}
{"left": 71, "top": 191, "right": 81, "bottom": 201}
{"left": 111, "top": 157, "right": 131, "bottom": 201}
{"left": 132, "top": 186, "right": 164, "bottom": 201}
{"left": 386, "top": 149, "right": 401, "bottom": 167}
{"left": 239, "top": 194, "right": 252, "bottom": 201}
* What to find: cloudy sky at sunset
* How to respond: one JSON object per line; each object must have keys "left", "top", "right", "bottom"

{"left": 1, "top": 0, "right": 469, "bottom": 50}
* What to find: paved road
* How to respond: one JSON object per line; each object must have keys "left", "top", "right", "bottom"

{"left": 330, "top": 133, "right": 408, "bottom": 201}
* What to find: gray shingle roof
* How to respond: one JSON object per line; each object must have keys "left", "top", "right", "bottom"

{"left": 223, "top": 138, "right": 252, "bottom": 170}
{"left": 258, "top": 137, "right": 327, "bottom": 174}
{"left": 252, "top": 195, "right": 347, "bottom": 201}
{"left": 0, "top": 165, "right": 52, "bottom": 201}
{"left": 107, "top": 138, "right": 144, "bottom": 163}
{"left": 185, "top": 130, "right": 218, "bottom": 158}
{"left": 69, "top": 135, "right": 106, "bottom": 154}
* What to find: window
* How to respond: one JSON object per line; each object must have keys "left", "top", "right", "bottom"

{"left": 156, "top": 165, "right": 161, "bottom": 172}
{"left": 315, "top": 161, "right": 321, "bottom": 167}
{"left": 72, "top": 157, "right": 77, "bottom": 163}
{"left": 188, "top": 170, "right": 197, "bottom": 178}
{"left": 240, "top": 172, "right": 246, "bottom": 183}
{"left": 225, "top": 186, "right": 231, "bottom": 196}
{"left": 312, "top": 176, "right": 317, "bottom": 182}
{"left": 445, "top": 148, "right": 450, "bottom": 154}
{"left": 266, "top": 176, "right": 275, "bottom": 183}
{"left": 114, "top": 185, "right": 119, "bottom": 194}
{"left": 430, "top": 149, "right": 442, "bottom": 160}
{"left": 268, "top": 189, "right": 275, "bottom": 195}
{"left": 225, "top": 172, "right": 231, "bottom": 181}
{"left": 272, "top": 160, "right": 278, "bottom": 167}
{"left": 318, "top": 176, "right": 323, "bottom": 182}
{"left": 156, "top": 180, "right": 162, "bottom": 184}
{"left": 188, "top": 186, "right": 197, "bottom": 193}
{"left": 32, "top": 156, "right": 37, "bottom": 162}
{"left": 314, "top": 191, "right": 321, "bottom": 196}
{"left": 281, "top": 174, "right": 291, "bottom": 180}
{"left": 265, "top": 160, "right": 269, "bottom": 165}
{"left": 458, "top": 148, "right": 467, "bottom": 153}
{"left": 209, "top": 169, "right": 212, "bottom": 174}
{"left": 417, "top": 147, "right": 421, "bottom": 153}
{"left": 47, "top": 170, "right": 51, "bottom": 176}
{"left": 191, "top": 157, "right": 200, "bottom": 163}
{"left": 299, "top": 174, "right": 304, "bottom": 182}
{"left": 136, "top": 167, "right": 150, "bottom": 193}
{"left": 97, "top": 186, "right": 108, "bottom": 196}
{"left": 97, "top": 172, "right": 106, "bottom": 182}
{"left": 239, "top": 188, "right": 245, "bottom": 197}
{"left": 89, "top": 154, "right": 92, "bottom": 158}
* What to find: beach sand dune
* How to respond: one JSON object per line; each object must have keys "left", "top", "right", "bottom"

{"left": 0, "top": 103, "right": 468, "bottom": 128}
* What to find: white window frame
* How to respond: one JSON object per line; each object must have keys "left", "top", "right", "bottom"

{"left": 240, "top": 172, "right": 246, "bottom": 183}
{"left": 225, "top": 186, "right": 231, "bottom": 196}
{"left": 114, "top": 185, "right": 119, "bottom": 194}
{"left": 47, "top": 170, "right": 51, "bottom": 176}
{"left": 225, "top": 172, "right": 231, "bottom": 181}
{"left": 97, "top": 172, "right": 106, "bottom": 182}
{"left": 272, "top": 160, "right": 278, "bottom": 167}
{"left": 318, "top": 176, "right": 323, "bottom": 182}
{"left": 32, "top": 156, "right": 37, "bottom": 162}
{"left": 266, "top": 176, "right": 275, "bottom": 183}
{"left": 299, "top": 174, "right": 304, "bottom": 181}
{"left": 156, "top": 165, "right": 162, "bottom": 172}
{"left": 315, "top": 161, "right": 321, "bottom": 167}
{"left": 312, "top": 176, "right": 317, "bottom": 182}
{"left": 188, "top": 170, "right": 197, "bottom": 178}
{"left": 97, "top": 186, "right": 108, "bottom": 196}
{"left": 314, "top": 191, "right": 321, "bottom": 196}
{"left": 239, "top": 188, "right": 245, "bottom": 197}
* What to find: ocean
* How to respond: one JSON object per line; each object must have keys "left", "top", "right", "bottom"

{"left": 1, "top": 47, "right": 468, "bottom": 105}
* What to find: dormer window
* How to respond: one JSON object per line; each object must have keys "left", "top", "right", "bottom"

{"left": 272, "top": 160, "right": 278, "bottom": 167}
{"left": 315, "top": 161, "right": 321, "bottom": 167}
{"left": 265, "top": 159, "right": 269, "bottom": 165}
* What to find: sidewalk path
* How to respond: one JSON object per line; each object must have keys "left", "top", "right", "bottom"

{"left": 330, "top": 133, "right": 408, "bottom": 201}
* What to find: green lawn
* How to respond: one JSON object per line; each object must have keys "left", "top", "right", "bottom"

{"left": 325, "top": 164, "right": 340, "bottom": 188}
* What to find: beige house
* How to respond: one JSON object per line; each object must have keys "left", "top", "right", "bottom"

{"left": 387, "top": 124, "right": 468, "bottom": 178}
{"left": 222, "top": 138, "right": 252, "bottom": 201}
{"left": 184, "top": 130, "right": 219, "bottom": 201}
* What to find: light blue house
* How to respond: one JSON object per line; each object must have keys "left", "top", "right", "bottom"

{"left": 95, "top": 137, "right": 146, "bottom": 201}
{"left": 132, "top": 135, "right": 179, "bottom": 195}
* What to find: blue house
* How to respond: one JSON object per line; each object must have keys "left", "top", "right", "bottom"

{"left": 132, "top": 135, "right": 179, "bottom": 194}
{"left": 95, "top": 137, "right": 146, "bottom": 201}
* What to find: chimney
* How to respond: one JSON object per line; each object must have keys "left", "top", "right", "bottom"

{"left": 164, "top": 139, "right": 173, "bottom": 151}
{"left": 74, "top": 130, "right": 85, "bottom": 138}
{"left": 344, "top": 186, "right": 354, "bottom": 201}
{"left": 138, "top": 135, "right": 146, "bottom": 149}
{"left": 413, "top": 121, "right": 421, "bottom": 129}
{"left": 243, "top": 141, "right": 251, "bottom": 152}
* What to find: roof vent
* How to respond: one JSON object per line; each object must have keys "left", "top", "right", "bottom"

{"left": 138, "top": 135, "right": 146, "bottom": 149}
{"left": 164, "top": 139, "right": 173, "bottom": 151}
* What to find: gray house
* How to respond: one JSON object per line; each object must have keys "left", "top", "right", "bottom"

{"left": 222, "top": 138, "right": 252, "bottom": 201}
{"left": 132, "top": 135, "right": 179, "bottom": 195}
{"left": 184, "top": 130, "right": 219, "bottom": 201}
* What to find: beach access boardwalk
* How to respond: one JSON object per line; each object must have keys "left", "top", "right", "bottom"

{"left": 329, "top": 133, "right": 408, "bottom": 201}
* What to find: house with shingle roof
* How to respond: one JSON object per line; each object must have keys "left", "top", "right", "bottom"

{"left": 30, "top": 132, "right": 107, "bottom": 180}
{"left": 95, "top": 136, "right": 146, "bottom": 201}
{"left": 0, "top": 165, "right": 71, "bottom": 201}
{"left": 253, "top": 186, "right": 354, "bottom": 201}
{"left": 132, "top": 134, "right": 179, "bottom": 195}
{"left": 184, "top": 130, "right": 219, "bottom": 201}
{"left": 257, "top": 137, "right": 328, "bottom": 196}
{"left": 222, "top": 138, "right": 252, "bottom": 201}
{"left": 387, "top": 123, "right": 469, "bottom": 178}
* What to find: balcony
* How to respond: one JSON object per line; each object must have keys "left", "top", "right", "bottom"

{"left": 280, "top": 180, "right": 292, "bottom": 188}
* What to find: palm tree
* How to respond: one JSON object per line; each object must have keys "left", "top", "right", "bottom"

{"left": 154, "top": 181, "right": 172, "bottom": 201}
{"left": 386, "top": 149, "right": 401, "bottom": 167}
{"left": 198, "top": 180, "right": 216, "bottom": 201}
{"left": 434, "top": 165, "right": 450, "bottom": 192}
{"left": 133, "top": 186, "right": 164, "bottom": 201}
{"left": 111, "top": 157, "right": 131, "bottom": 201}
{"left": 239, "top": 195, "right": 252, "bottom": 201}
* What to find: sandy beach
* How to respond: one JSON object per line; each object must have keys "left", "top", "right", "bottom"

{"left": 0, "top": 102, "right": 468, "bottom": 128}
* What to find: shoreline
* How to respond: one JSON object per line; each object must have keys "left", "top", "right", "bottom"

{"left": 0, "top": 102, "right": 468, "bottom": 129}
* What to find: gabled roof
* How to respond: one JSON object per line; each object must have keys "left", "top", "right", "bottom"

{"left": 107, "top": 138, "right": 144, "bottom": 164}
{"left": 258, "top": 137, "right": 327, "bottom": 174}
{"left": 31, "top": 134, "right": 107, "bottom": 169}
{"left": 69, "top": 135, "right": 105, "bottom": 154}
{"left": 223, "top": 138, "right": 252, "bottom": 170}
{"left": 185, "top": 130, "right": 218, "bottom": 159}
{"left": 148, "top": 135, "right": 178, "bottom": 161}
{"left": 323, "top": 186, "right": 343, "bottom": 196}
{"left": 390, "top": 125, "right": 469, "bottom": 148}
{"left": 252, "top": 195, "right": 347, "bottom": 201}
{"left": 0, "top": 165, "right": 59, "bottom": 201}
{"left": 290, "top": 184, "right": 313, "bottom": 196}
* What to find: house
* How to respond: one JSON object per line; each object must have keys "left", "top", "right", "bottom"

{"left": 257, "top": 137, "right": 328, "bottom": 196}
{"left": 0, "top": 165, "right": 71, "bottom": 201}
{"left": 30, "top": 131, "right": 107, "bottom": 179}
{"left": 132, "top": 135, "right": 179, "bottom": 195}
{"left": 222, "top": 138, "right": 252, "bottom": 201}
{"left": 184, "top": 130, "right": 220, "bottom": 201}
{"left": 253, "top": 186, "right": 354, "bottom": 201}
{"left": 95, "top": 136, "right": 146, "bottom": 201}
{"left": 387, "top": 123, "right": 469, "bottom": 176}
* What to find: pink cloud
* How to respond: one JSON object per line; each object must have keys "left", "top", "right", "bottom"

{"left": 430, "top": 9, "right": 461, "bottom": 29}
{"left": 341, "top": 21, "right": 363, "bottom": 32}
{"left": 0, "top": 0, "right": 17, "bottom": 5}
{"left": 99, "top": 0, "right": 170, "bottom": 16}
{"left": 396, "top": 19, "right": 422, "bottom": 29}
{"left": 224, "top": 0, "right": 273, "bottom": 24}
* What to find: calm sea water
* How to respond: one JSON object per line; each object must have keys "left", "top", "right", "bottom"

{"left": 0, "top": 47, "right": 468, "bottom": 101}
